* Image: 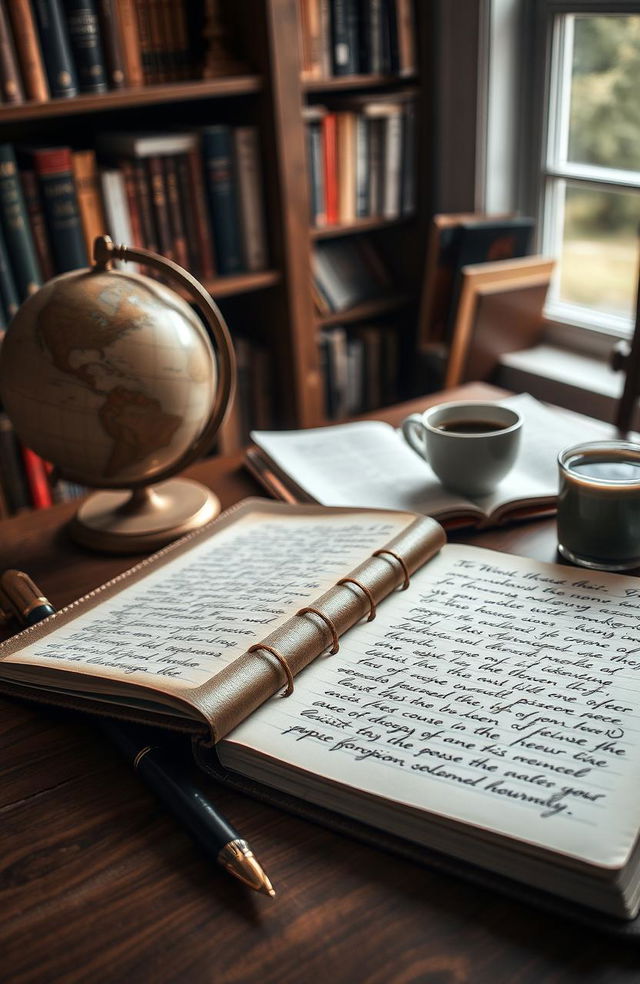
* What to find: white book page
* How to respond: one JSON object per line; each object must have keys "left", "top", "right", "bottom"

{"left": 476, "top": 394, "right": 614, "bottom": 514}
{"left": 252, "top": 421, "right": 473, "bottom": 516}
{"left": 1, "top": 508, "right": 411, "bottom": 693}
{"left": 252, "top": 395, "right": 615, "bottom": 519}
{"left": 224, "top": 545, "right": 640, "bottom": 867}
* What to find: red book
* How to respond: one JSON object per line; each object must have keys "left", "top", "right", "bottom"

{"left": 322, "top": 113, "right": 338, "bottom": 225}
{"left": 21, "top": 446, "right": 53, "bottom": 509}
{"left": 120, "top": 160, "right": 144, "bottom": 247}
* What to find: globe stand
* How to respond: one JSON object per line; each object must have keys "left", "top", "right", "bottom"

{"left": 69, "top": 480, "right": 221, "bottom": 554}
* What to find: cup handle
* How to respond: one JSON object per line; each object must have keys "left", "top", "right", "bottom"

{"left": 401, "top": 413, "right": 426, "bottom": 459}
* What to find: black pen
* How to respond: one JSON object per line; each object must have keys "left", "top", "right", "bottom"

{"left": 0, "top": 569, "right": 275, "bottom": 898}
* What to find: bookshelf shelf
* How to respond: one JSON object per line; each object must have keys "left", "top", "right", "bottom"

{"left": 0, "top": 76, "right": 263, "bottom": 124}
{"left": 316, "top": 293, "right": 412, "bottom": 327}
{"left": 302, "top": 73, "right": 418, "bottom": 94}
{"left": 311, "top": 216, "right": 414, "bottom": 240}
{"left": 204, "top": 270, "right": 281, "bottom": 299}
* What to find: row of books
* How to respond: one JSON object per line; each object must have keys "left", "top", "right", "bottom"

{"left": 218, "top": 336, "right": 274, "bottom": 452}
{"left": 0, "top": 126, "right": 268, "bottom": 325}
{"left": 320, "top": 322, "right": 400, "bottom": 419}
{"left": 299, "top": 0, "right": 416, "bottom": 79}
{"left": 312, "top": 237, "right": 391, "bottom": 315}
{"left": 0, "top": 411, "right": 85, "bottom": 516}
{"left": 0, "top": 0, "right": 208, "bottom": 104}
{"left": 305, "top": 97, "right": 415, "bottom": 227}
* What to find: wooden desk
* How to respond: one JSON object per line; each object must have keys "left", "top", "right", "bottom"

{"left": 1, "top": 384, "right": 638, "bottom": 983}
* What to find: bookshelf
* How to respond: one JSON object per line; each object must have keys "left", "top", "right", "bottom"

{"left": 0, "top": 0, "right": 432, "bottom": 516}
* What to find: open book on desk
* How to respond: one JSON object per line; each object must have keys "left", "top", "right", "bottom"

{"left": 4, "top": 498, "right": 640, "bottom": 930}
{"left": 247, "top": 393, "right": 613, "bottom": 527}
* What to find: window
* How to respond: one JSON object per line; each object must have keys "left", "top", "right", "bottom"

{"left": 536, "top": 3, "right": 640, "bottom": 339}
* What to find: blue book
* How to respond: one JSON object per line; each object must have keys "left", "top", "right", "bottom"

{"left": 0, "top": 144, "right": 42, "bottom": 300}
{"left": 201, "top": 126, "right": 244, "bottom": 276}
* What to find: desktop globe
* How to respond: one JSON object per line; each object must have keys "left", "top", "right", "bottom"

{"left": 0, "top": 236, "right": 235, "bottom": 553}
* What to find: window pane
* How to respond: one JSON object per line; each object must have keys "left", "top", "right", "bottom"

{"left": 557, "top": 183, "right": 640, "bottom": 319}
{"left": 568, "top": 15, "right": 640, "bottom": 170}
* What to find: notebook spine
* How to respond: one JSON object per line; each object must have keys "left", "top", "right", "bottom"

{"left": 195, "top": 515, "right": 445, "bottom": 742}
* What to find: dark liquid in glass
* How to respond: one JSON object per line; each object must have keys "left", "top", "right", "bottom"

{"left": 558, "top": 448, "right": 640, "bottom": 569}
{"left": 436, "top": 420, "right": 506, "bottom": 434}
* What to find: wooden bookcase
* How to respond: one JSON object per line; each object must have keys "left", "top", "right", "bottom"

{"left": 0, "top": 0, "right": 433, "bottom": 442}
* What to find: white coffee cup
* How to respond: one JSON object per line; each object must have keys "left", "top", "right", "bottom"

{"left": 401, "top": 401, "right": 522, "bottom": 496}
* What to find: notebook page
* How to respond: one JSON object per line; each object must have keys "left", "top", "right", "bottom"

{"left": 223, "top": 545, "right": 640, "bottom": 867}
{"left": 1, "top": 508, "right": 410, "bottom": 693}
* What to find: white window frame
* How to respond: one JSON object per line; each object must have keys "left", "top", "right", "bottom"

{"left": 526, "top": 0, "right": 640, "bottom": 355}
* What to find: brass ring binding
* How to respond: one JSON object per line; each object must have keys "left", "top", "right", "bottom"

{"left": 296, "top": 606, "right": 339, "bottom": 654}
{"left": 248, "top": 643, "right": 295, "bottom": 697}
{"left": 337, "top": 577, "right": 377, "bottom": 621}
{"left": 372, "top": 549, "right": 410, "bottom": 590}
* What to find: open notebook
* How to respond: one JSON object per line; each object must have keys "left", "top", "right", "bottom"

{"left": 2, "top": 499, "right": 640, "bottom": 928}
{"left": 247, "top": 394, "right": 614, "bottom": 527}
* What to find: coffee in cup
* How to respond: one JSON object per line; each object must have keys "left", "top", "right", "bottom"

{"left": 401, "top": 401, "right": 522, "bottom": 496}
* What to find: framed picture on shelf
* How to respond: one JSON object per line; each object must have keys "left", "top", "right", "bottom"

{"left": 444, "top": 255, "right": 555, "bottom": 388}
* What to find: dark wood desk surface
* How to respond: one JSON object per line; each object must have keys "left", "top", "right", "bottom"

{"left": 1, "top": 383, "right": 639, "bottom": 983}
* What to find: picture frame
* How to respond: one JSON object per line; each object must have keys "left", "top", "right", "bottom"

{"left": 444, "top": 255, "right": 556, "bottom": 388}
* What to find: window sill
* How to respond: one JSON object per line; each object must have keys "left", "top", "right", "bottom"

{"left": 497, "top": 343, "right": 625, "bottom": 424}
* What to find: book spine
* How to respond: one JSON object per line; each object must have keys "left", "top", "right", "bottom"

{"left": 99, "top": 168, "right": 134, "bottom": 253}
{"left": 146, "top": 0, "right": 167, "bottom": 82}
{"left": 0, "top": 144, "right": 42, "bottom": 299}
{"left": 336, "top": 112, "right": 356, "bottom": 224}
{"left": 63, "top": 0, "right": 108, "bottom": 93}
{"left": 132, "top": 158, "right": 158, "bottom": 252}
{"left": 96, "top": 0, "right": 125, "bottom": 87}
{"left": 146, "top": 155, "right": 174, "bottom": 260}
{"left": 358, "top": 0, "right": 383, "bottom": 75}
{"left": 355, "top": 114, "right": 369, "bottom": 218}
{"left": 322, "top": 113, "right": 338, "bottom": 225}
{"left": 118, "top": 159, "right": 143, "bottom": 247}
{"left": 307, "top": 121, "right": 326, "bottom": 226}
{"left": 163, "top": 155, "right": 189, "bottom": 268}
{"left": 304, "top": 0, "right": 324, "bottom": 79}
{"left": 134, "top": 0, "right": 155, "bottom": 84}
{"left": 0, "top": 220, "right": 20, "bottom": 319}
{"left": 158, "top": 0, "right": 176, "bottom": 81}
{"left": 400, "top": 101, "right": 416, "bottom": 215}
{"left": 6, "top": 0, "right": 49, "bottom": 101}
{"left": 233, "top": 127, "right": 268, "bottom": 273}
{"left": 32, "top": 0, "right": 78, "bottom": 98}
{"left": 21, "top": 445, "right": 53, "bottom": 509}
{"left": 20, "top": 169, "right": 55, "bottom": 282}
{"left": 367, "top": 117, "right": 383, "bottom": 216}
{"left": 383, "top": 0, "right": 399, "bottom": 74}
{"left": 395, "top": 0, "right": 416, "bottom": 76}
{"left": 33, "top": 147, "right": 88, "bottom": 272}
{"left": 382, "top": 109, "right": 402, "bottom": 218}
{"left": 169, "top": 0, "right": 188, "bottom": 80}
{"left": 71, "top": 149, "right": 107, "bottom": 259}
{"left": 0, "top": 413, "right": 31, "bottom": 513}
{"left": 201, "top": 126, "right": 244, "bottom": 276}
{"left": 0, "top": 1, "right": 25, "bottom": 104}
{"left": 175, "top": 152, "right": 202, "bottom": 277}
{"left": 330, "top": 0, "right": 358, "bottom": 76}
{"left": 186, "top": 147, "right": 215, "bottom": 279}
{"left": 114, "top": 0, "right": 142, "bottom": 85}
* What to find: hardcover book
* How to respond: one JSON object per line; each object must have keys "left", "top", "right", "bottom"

{"left": 4, "top": 498, "right": 640, "bottom": 929}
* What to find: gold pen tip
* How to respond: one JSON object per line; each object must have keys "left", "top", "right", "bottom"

{"left": 218, "top": 839, "right": 276, "bottom": 898}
